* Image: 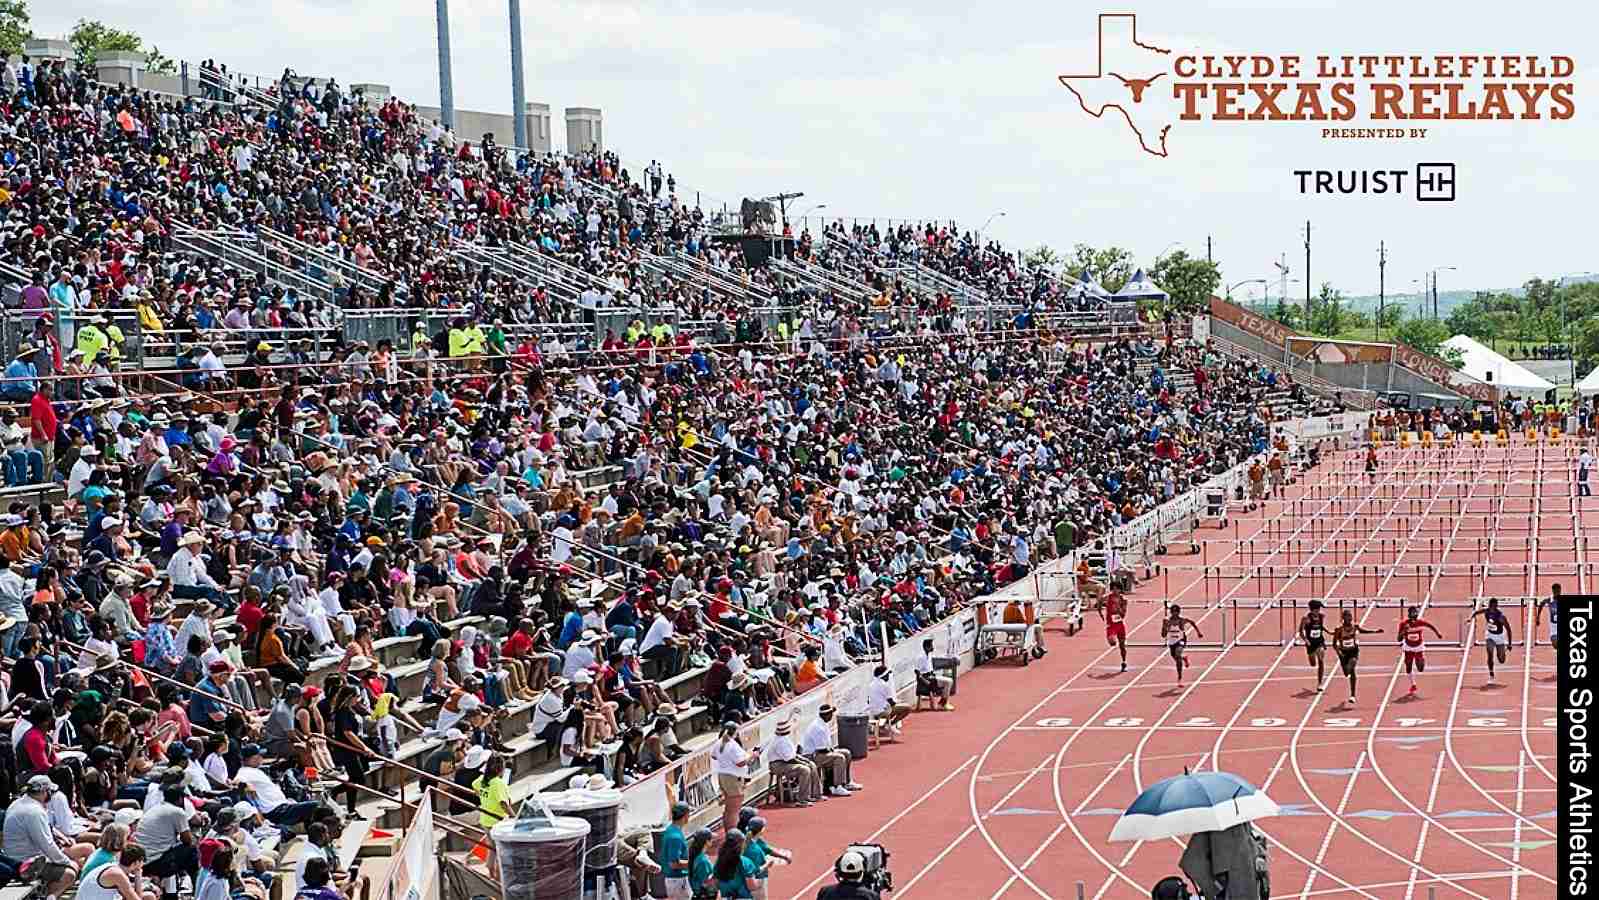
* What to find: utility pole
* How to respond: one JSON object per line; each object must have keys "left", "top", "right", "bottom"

{"left": 1377, "top": 241, "right": 1386, "bottom": 342}
{"left": 1206, "top": 235, "right": 1212, "bottom": 263}
{"left": 508, "top": 0, "right": 527, "bottom": 149}
{"left": 435, "top": 0, "right": 455, "bottom": 130}
{"left": 1303, "top": 220, "right": 1312, "bottom": 324}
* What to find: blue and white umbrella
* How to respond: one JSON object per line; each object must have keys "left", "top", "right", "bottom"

{"left": 1108, "top": 770, "right": 1280, "bottom": 842}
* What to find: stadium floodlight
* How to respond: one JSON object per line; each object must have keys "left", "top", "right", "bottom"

{"left": 436, "top": 0, "right": 455, "bottom": 130}
{"left": 509, "top": 0, "right": 528, "bottom": 150}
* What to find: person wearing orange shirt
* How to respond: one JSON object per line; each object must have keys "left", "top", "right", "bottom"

{"left": 793, "top": 645, "right": 824, "bottom": 693}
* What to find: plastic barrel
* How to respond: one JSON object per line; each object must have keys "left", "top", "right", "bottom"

{"left": 544, "top": 788, "right": 624, "bottom": 869}
{"left": 490, "top": 815, "right": 591, "bottom": 900}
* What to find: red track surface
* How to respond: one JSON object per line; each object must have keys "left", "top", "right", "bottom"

{"left": 763, "top": 444, "right": 1570, "bottom": 899}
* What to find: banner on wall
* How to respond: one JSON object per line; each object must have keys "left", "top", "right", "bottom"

{"left": 379, "top": 793, "right": 435, "bottom": 900}
{"left": 1207, "top": 296, "right": 1295, "bottom": 347}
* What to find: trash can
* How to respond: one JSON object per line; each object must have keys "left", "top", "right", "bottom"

{"left": 838, "top": 714, "right": 870, "bottom": 760}
{"left": 931, "top": 657, "right": 960, "bottom": 696}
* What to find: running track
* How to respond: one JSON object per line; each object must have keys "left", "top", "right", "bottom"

{"left": 763, "top": 442, "right": 1571, "bottom": 899}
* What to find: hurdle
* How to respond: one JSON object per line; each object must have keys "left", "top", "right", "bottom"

{"left": 1124, "top": 600, "right": 1231, "bottom": 649}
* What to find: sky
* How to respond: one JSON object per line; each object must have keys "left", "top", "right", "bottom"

{"left": 33, "top": 1, "right": 1599, "bottom": 304}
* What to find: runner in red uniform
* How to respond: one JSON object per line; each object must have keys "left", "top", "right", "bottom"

{"left": 1396, "top": 606, "right": 1444, "bottom": 694}
{"left": 1098, "top": 591, "right": 1129, "bottom": 672}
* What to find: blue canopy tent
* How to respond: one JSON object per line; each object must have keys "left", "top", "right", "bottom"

{"left": 1112, "top": 269, "right": 1170, "bottom": 304}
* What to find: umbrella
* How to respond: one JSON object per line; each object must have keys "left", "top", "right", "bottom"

{"left": 1109, "top": 770, "right": 1279, "bottom": 842}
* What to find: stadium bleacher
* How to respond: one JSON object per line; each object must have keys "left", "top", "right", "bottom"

{"left": 0, "top": 51, "right": 1358, "bottom": 900}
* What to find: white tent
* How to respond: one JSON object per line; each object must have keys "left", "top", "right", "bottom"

{"left": 1577, "top": 365, "right": 1599, "bottom": 396}
{"left": 1441, "top": 334, "right": 1555, "bottom": 393}
{"left": 1112, "top": 269, "right": 1169, "bottom": 303}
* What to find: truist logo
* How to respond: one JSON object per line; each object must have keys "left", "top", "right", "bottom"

{"left": 1058, "top": 13, "right": 1577, "bottom": 159}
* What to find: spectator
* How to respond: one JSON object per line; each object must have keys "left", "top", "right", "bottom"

{"left": 800, "top": 705, "right": 859, "bottom": 797}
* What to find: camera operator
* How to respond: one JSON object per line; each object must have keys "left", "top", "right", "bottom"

{"left": 815, "top": 850, "right": 880, "bottom": 900}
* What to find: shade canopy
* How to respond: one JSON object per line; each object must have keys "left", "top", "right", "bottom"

{"left": 1112, "top": 269, "right": 1169, "bottom": 302}
{"left": 1440, "top": 334, "right": 1554, "bottom": 393}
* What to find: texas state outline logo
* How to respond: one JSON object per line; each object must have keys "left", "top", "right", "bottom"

{"left": 1058, "top": 13, "right": 1175, "bottom": 159}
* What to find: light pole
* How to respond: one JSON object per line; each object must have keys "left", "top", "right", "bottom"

{"left": 978, "top": 211, "right": 1005, "bottom": 245}
{"left": 1428, "top": 265, "right": 1456, "bottom": 319}
{"left": 795, "top": 203, "right": 827, "bottom": 231}
{"left": 1227, "top": 278, "right": 1267, "bottom": 302}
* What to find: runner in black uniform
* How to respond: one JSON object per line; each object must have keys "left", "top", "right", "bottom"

{"left": 1330, "top": 609, "right": 1383, "bottom": 704}
{"left": 1469, "top": 597, "right": 1515, "bottom": 684}
{"left": 1535, "top": 583, "right": 1561, "bottom": 649}
{"left": 1299, "top": 600, "right": 1330, "bottom": 691}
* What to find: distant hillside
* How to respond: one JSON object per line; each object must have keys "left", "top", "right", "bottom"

{"left": 1338, "top": 289, "right": 1492, "bottom": 317}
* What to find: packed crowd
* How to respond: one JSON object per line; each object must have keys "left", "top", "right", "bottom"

{"left": 0, "top": 47, "right": 1354, "bottom": 900}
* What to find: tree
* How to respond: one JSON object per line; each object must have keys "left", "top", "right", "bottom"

{"left": 1394, "top": 315, "right": 1453, "bottom": 360}
{"left": 1443, "top": 294, "right": 1494, "bottom": 345}
{"left": 0, "top": 0, "right": 29, "bottom": 56}
{"left": 1022, "top": 245, "right": 1062, "bottom": 273}
{"left": 1147, "top": 250, "right": 1221, "bottom": 314}
{"left": 1266, "top": 299, "right": 1303, "bottom": 331}
{"left": 69, "top": 18, "right": 141, "bottom": 65}
{"left": 1064, "top": 244, "right": 1133, "bottom": 293}
{"left": 145, "top": 45, "right": 176, "bottom": 74}
{"left": 1305, "top": 282, "right": 1346, "bottom": 337}
{"left": 1376, "top": 303, "right": 1405, "bottom": 332}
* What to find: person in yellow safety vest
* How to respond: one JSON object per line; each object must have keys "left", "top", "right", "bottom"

{"left": 76, "top": 315, "right": 110, "bottom": 367}
{"left": 463, "top": 321, "right": 486, "bottom": 355}
{"left": 412, "top": 321, "right": 431, "bottom": 356}
{"left": 650, "top": 321, "right": 672, "bottom": 343}
{"left": 625, "top": 319, "right": 645, "bottom": 343}
{"left": 448, "top": 321, "right": 470, "bottom": 358}
{"left": 105, "top": 318, "right": 125, "bottom": 365}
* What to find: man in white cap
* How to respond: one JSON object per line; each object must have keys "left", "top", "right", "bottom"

{"left": 436, "top": 689, "right": 481, "bottom": 735}
{"left": 561, "top": 630, "right": 603, "bottom": 679}
{"left": 67, "top": 445, "right": 98, "bottom": 500}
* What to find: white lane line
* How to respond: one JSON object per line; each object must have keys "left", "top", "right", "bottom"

{"left": 783, "top": 755, "right": 976, "bottom": 900}
{"left": 1297, "top": 751, "right": 1367, "bottom": 899}
{"left": 895, "top": 753, "right": 1060, "bottom": 898}
{"left": 1404, "top": 750, "right": 1448, "bottom": 900}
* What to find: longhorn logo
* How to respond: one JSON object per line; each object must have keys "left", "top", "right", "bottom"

{"left": 1109, "top": 72, "right": 1163, "bottom": 102}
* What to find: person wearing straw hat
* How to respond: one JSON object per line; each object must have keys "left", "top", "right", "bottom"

{"left": 1, "top": 342, "right": 39, "bottom": 401}
{"left": 764, "top": 719, "right": 820, "bottom": 805}
{"left": 167, "top": 532, "right": 229, "bottom": 611}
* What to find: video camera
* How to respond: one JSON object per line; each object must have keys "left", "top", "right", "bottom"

{"left": 840, "top": 843, "right": 893, "bottom": 893}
